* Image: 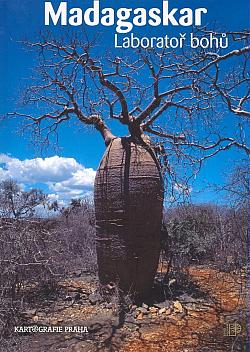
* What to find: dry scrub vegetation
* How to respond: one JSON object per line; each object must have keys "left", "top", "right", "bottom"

{"left": 0, "top": 180, "right": 248, "bottom": 349}
{"left": 0, "top": 191, "right": 97, "bottom": 340}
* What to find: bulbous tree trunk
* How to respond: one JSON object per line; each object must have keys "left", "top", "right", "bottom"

{"left": 94, "top": 136, "right": 164, "bottom": 300}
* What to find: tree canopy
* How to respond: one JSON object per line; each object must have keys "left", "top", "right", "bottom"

{"left": 8, "top": 29, "right": 250, "bottom": 200}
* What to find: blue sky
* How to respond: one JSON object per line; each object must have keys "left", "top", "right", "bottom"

{"left": 0, "top": 0, "right": 249, "bottom": 205}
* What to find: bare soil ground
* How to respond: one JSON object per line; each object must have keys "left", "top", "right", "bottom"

{"left": 1, "top": 266, "right": 248, "bottom": 352}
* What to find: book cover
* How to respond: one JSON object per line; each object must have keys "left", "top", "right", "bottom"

{"left": 0, "top": 1, "right": 249, "bottom": 351}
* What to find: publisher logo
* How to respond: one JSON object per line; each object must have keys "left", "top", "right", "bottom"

{"left": 223, "top": 322, "right": 242, "bottom": 337}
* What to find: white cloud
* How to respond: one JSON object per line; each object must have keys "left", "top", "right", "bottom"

{"left": 0, "top": 154, "right": 96, "bottom": 201}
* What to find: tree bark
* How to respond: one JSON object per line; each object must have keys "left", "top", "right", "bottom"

{"left": 94, "top": 136, "right": 164, "bottom": 300}
{"left": 94, "top": 118, "right": 116, "bottom": 146}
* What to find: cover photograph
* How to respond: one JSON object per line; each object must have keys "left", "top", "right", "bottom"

{"left": 0, "top": 1, "right": 249, "bottom": 351}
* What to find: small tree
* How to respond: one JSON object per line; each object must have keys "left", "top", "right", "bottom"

{"left": 0, "top": 179, "right": 46, "bottom": 218}
{"left": 217, "top": 159, "right": 249, "bottom": 209}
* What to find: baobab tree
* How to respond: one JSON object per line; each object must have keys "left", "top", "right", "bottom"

{"left": 8, "top": 28, "right": 249, "bottom": 300}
